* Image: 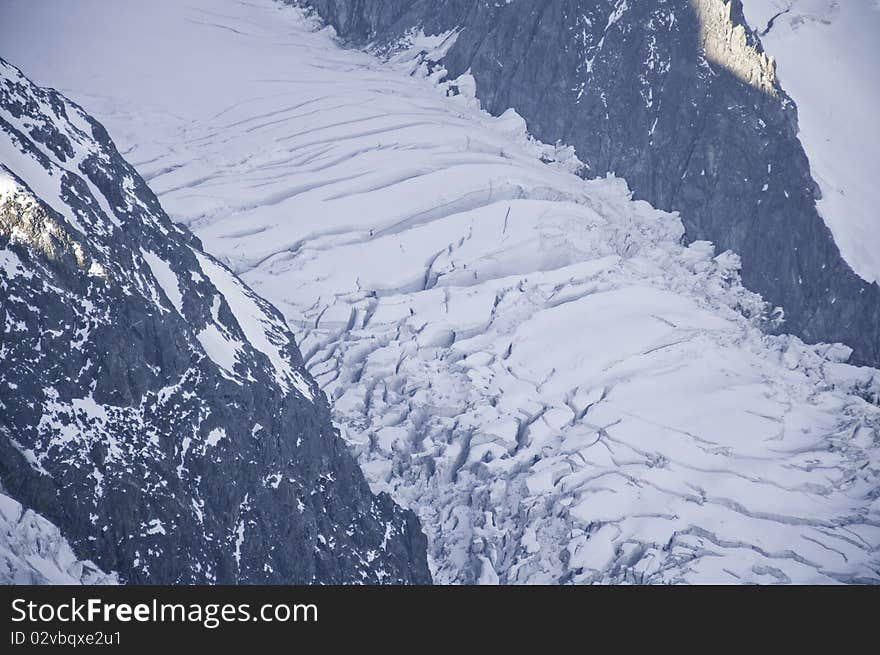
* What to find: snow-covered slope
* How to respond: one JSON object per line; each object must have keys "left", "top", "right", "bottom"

{"left": 0, "top": 55, "right": 430, "bottom": 584}
{"left": 740, "top": 0, "right": 880, "bottom": 283}
{"left": 2, "top": 0, "right": 878, "bottom": 583}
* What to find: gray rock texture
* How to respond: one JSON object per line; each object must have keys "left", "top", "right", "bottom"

{"left": 300, "top": 0, "right": 880, "bottom": 367}
{"left": 0, "top": 57, "right": 431, "bottom": 584}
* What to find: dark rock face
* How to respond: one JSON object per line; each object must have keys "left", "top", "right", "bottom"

{"left": 301, "top": 0, "right": 880, "bottom": 367}
{"left": 0, "top": 58, "right": 431, "bottom": 584}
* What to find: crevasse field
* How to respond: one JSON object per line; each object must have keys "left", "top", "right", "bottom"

{"left": 3, "top": 0, "right": 878, "bottom": 583}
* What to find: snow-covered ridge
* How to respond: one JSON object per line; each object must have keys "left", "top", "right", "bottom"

{"left": 692, "top": 0, "right": 778, "bottom": 94}
{"left": 3, "top": 0, "right": 878, "bottom": 583}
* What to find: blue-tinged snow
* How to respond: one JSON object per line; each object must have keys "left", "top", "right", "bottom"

{"left": 2, "top": 0, "right": 877, "bottom": 584}
{"left": 0, "top": 491, "right": 117, "bottom": 584}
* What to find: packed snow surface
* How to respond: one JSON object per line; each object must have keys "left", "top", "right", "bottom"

{"left": 2, "top": 0, "right": 878, "bottom": 583}
{"left": 741, "top": 0, "right": 880, "bottom": 283}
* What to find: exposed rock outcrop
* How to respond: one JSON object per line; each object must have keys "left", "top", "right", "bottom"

{"left": 0, "top": 57, "right": 431, "bottom": 584}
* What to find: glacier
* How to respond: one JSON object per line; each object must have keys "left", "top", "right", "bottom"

{"left": 1, "top": 0, "right": 879, "bottom": 583}
{"left": 0, "top": 491, "right": 117, "bottom": 585}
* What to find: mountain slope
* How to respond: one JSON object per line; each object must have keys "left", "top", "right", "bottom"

{"left": 298, "top": 0, "right": 880, "bottom": 369}
{"left": 0, "top": 57, "right": 430, "bottom": 584}
{"left": 0, "top": 491, "right": 117, "bottom": 585}
{"left": 1, "top": 0, "right": 877, "bottom": 583}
